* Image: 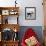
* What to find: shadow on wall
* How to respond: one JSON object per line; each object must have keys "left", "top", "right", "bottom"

{"left": 18, "top": 26, "right": 43, "bottom": 44}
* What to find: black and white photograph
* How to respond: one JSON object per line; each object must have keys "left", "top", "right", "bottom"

{"left": 25, "top": 7, "right": 36, "bottom": 20}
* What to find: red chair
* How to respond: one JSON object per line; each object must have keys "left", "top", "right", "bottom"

{"left": 21, "top": 28, "right": 41, "bottom": 46}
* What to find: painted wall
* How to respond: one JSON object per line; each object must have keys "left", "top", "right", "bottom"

{"left": 0, "top": 0, "right": 44, "bottom": 26}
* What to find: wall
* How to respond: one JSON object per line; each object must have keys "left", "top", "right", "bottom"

{"left": 0, "top": 0, "right": 44, "bottom": 26}
{"left": 18, "top": 0, "right": 44, "bottom": 26}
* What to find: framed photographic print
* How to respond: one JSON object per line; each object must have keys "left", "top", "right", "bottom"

{"left": 9, "top": 10, "right": 18, "bottom": 15}
{"left": 25, "top": 7, "right": 36, "bottom": 20}
{"left": 2, "top": 10, "right": 9, "bottom": 15}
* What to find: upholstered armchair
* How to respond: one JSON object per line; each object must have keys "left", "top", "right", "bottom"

{"left": 21, "top": 28, "right": 41, "bottom": 46}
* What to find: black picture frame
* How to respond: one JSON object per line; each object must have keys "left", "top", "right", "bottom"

{"left": 25, "top": 7, "right": 36, "bottom": 20}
